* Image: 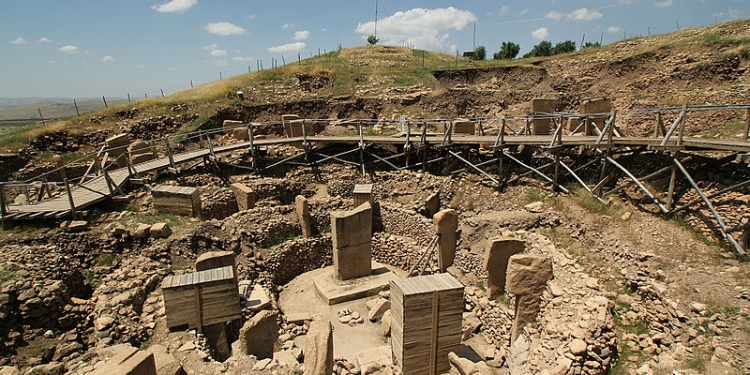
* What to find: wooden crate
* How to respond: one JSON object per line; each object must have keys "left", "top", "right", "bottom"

{"left": 162, "top": 266, "right": 241, "bottom": 329}
{"left": 151, "top": 185, "right": 201, "bottom": 217}
{"left": 353, "top": 184, "right": 373, "bottom": 208}
{"left": 390, "top": 273, "right": 464, "bottom": 375}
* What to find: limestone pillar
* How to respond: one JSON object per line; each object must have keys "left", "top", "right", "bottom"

{"left": 331, "top": 202, "right": 372, "bottom": 280}
{"left": 239, "top": 310, "right": 278, "bottom": 359}
{"left": 506, "top": 255, "right": 554, "bottom": 343}
{"left": 434, "top": 209, "right": 458, "bottom": 272}
{"left": 304, "top": 319, "right": 333, "bottom": 375}
{"left": 296, "top": 195, "right": 312, "bottom": 238}
{"left": 230, "top": 183, "right": 256, "bottom": 211}
{"left": 483, "top": 237, "right": 525, "bottom": 297}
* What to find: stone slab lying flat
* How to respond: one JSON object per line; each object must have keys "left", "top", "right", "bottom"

{"left": 356, "top": 346, "right": 393, "bottom": 369}
{"left": 314, "top": 261, "right": 397, "bottom": 305}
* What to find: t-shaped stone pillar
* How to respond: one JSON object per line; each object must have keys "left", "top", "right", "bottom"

{"left": 296, "top": 195, "right": 312, "bottom": 238}
{"left": 483, "top": 237, "right": 525, "bottom": 297}
{"left": 506, "top": 254, "right": 554, "bottom": 344}
{"left": 332, "top": 202, "right": 372, "bottom": 280}
{"left": 434, "top": 209, "right": 458, "bottom": 272}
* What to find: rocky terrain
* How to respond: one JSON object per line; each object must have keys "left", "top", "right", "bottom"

{"left": 0, "top": 19, "right": 750, "bottom": 375}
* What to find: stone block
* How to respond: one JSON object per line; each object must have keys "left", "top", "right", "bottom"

{"left": 133, "top": 224, "right": 151, "bottom": 239}
{"left": 144, "top": 345, "right": 183, "bottom": 375}
{"left": 131, "top": 153, "right": 154, "bottom": 164}
{"left": 90, "top": 346, "right": 157, "bottom": 375}
{"left": 453, "top": 120, "right": 475, "bottom": 135}
{"left": 295, "top": 195, "right": 312, "bottom": 238}
{"left": 424, "top": 192, "right": 439, "bottom": 218}
{"left": 105, "top": 133, "right": 131, "bottom": 167}
{"left": 434, "top": 209, "right": 458, "bottom": 271}
{"left": 239, "top": 310, "right": 278, "bottom": 359}
{"left": 230, "top": 183, "right": 256, "bottom": 211}
{"left": 483, "top": 237, "right": 525, "bottom": 296}
{"left": 60, "top": 220, "right": 88, "bottom": 233}
{"left": 128, "top": 140, "right": 151, "bottom": 156}
{"left": 149, "top": 222, "right": 171, "bottom": 239}
{"left": 203, "top": 323, "right": 231, "bottom": 362}
{"left": 222, "top": 120, "right": 243, "bottom": 134}
{"left": 281, "top": 114, "right": 300, "bottom": 137}
{"left": 505, "top": 255, "right": 553, "bottom": 296}
{"left": 506, "top": 254, "right": 554, "bottom": 343}
{"left": 580, "top": 97, "right": 612, "bottom": 115}
{"left": 195, "top": 250, "right": 237, "bottom": 286}
{"left": 232, "top": 127, "right": 249, "bottom": 141}
{"left": 303, "top": 319, "right": 333, "bottom": 375}
{"left": 332, "top": 202, "right": 373, "bottom": 280}
{"left": 531, "top": 98, "right": 556, "bottom": 113}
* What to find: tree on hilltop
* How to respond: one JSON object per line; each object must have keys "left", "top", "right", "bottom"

{"left": 552, "top": 40, "right": 577, "bottom": 55}
{"left": 473, "top": 46, "right": 487, "bottom": 60}
{"left": 367, "top": 35, "right": 379, "bottom": 45}
{"left": 493, "top": 41, "right": 520, "bottom": 60}
{"left": 524, "top": 40, "right": 553, "bottom": 58}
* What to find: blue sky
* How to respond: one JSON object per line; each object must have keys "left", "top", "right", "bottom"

{"left": 1, "top": 0, "right": 745, "bottom": 98}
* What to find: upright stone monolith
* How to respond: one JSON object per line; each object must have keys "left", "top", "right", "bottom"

{"left": 296, "top": 195, "right": 312, "bottom": 238}
{"left": 239, "top": 310, "right": 278, "bottom": 359}
{"left": 230, "top": 183, "right": 256, "bottom": 211}
{"left": 434, "top": 209, "right": 458, "bottom": 272}
{"left": 332, "top": 202, "right": 372, "bottom": 280}
{"left": 483, "top": 237, "right": 525, "bottom": 297}
{"left": 506, "top": 255, "right": 554, "bottom": 343}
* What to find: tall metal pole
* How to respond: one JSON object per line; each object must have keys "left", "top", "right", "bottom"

{"left": 374, "top": 0, "right": 378, "bottom": 39}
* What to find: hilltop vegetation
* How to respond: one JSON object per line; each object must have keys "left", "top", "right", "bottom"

{"left": 1, "top": 19, "right": 749, "bottom": 158}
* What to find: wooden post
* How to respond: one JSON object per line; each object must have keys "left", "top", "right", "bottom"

{"left": 38, "top": 108, "right": 45, "bottom": 125}
{"left": 102, "top": 96, "right": 108, "bottom": 108}
{"left": 166, "top": 141, "right": 176, "bottom": 170}
{"left": 666, "top": 161, "right": 678, "bottom": 211}
{"left": 193, "top": 286, "right": 203, "bottom": 333}
{"left": 73, "top": 99, "right": 80, "bottom": 116}
{"left": 677, "top": 105, "right": 687, "bottom": 146}
{"left": 64, "top": 179, "right": 77, "bottom": 220}
{"left": 161, "top": 89, "right": 165, "bottom": 97}
{"left": 655, "top": 112, "right": 663, "bottom": 138}
{"left": 0, "top": 184, "right": 6, "bottom": 218}
{"left": 744, "top": 108, "right": 750, "bottom": 141}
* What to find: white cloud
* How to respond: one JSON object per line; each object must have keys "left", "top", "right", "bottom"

{"left": 607, "top": 26, "right": 623, "bottom": 33}
{"left": 532, "top": 27, "right": 549, "bottom": 40}
{"left": 209, "top": 60, "right": 228, "bottom": 66}
{"left": 10, "top": 37, "right": 27, "bottom": 45}
{"left": 37, "top": 37, "right": 51, "bottom": 43}
{"left": 205, "top": 22, "right": 246, "bottom": 36}
{"left": 546, "top": 8, "right": 602, "bottom": 21}
{"left": 654, "top": 0, "right": 673, "bottom": 7}
{"left": 355, "top": 7, "right": 477, "bottom": 51}
{"left": 232, "top": 56, "right": 253, "bottom": 62}
{"left": 293, "top": 30, "right": 310, "bottom": 41}
{"left": 247, "top": 14, "right": 258, "bottom": 20}
{"left": 101, "top": 55, "right": 115, "bottom": 62}
{"left": 519, "top": 8, "right": 529, "bottom": 16}
{"left": 498, "top": 6, "right": 509, "bottom": 17}
{"left": 58, "top": 45, "right": 78, "bottom": 54}
{"left": 203, "top": 44, "right": 227, "bottom": 56}
{"left": 268, "top": 42, "right": 306, "bottom": 54}
{"left": 283, "top": 23, "right": 294, "bottom": 29}
{"left": 151, "top": 0, "right": 197, "bottom": 13}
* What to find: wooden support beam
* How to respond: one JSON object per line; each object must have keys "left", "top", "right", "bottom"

{"left": 502, "top": 152, "right": 569, "bottom": 193}
{"left": 673, "top": 158, "right": 745, "bottom": 255}
{"left": 448, "top": 151, "right": 501, "bottom": 187}
{"left": 596, "top": 149, "right": 668, "bottom": 213}
{"left": 672, "top": 178, "right": 750, "bottom": 213}
{"left": 745, "top": 108, "right": 750, "bottom": 142}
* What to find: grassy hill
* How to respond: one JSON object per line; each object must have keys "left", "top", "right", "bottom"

{"left": 1, "top": 18, "right": 749, "bottom": 156}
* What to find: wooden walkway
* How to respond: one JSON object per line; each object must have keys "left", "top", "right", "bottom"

{"left": 3, "top": 131, "right": 749, "bottom": 221}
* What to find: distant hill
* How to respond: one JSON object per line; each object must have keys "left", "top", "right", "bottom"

{"left": 0, "top": 98, "right": 127, "bottom": 120}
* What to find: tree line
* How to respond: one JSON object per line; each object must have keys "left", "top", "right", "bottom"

{"left": 472, "top": 40, "right": 601, "bottom": 61}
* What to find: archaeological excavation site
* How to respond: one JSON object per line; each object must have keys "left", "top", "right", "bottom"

{"left": 2, "top": 20, "right": 750, "bottom": 375}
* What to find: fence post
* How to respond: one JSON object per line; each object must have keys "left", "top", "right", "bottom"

{"left": 64, "top": 179, "right": 77, "bottom": 220}
{"left": 744, "top": 108, "right": 750, "bottom": 141}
